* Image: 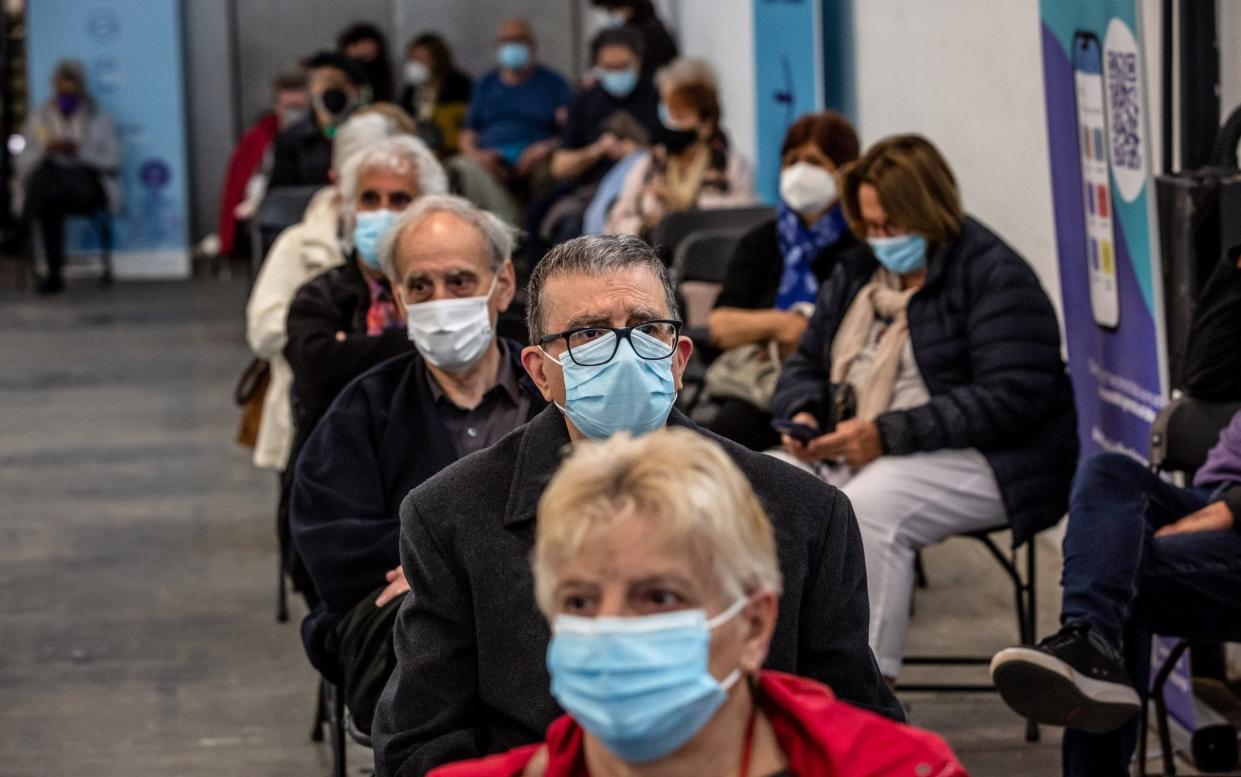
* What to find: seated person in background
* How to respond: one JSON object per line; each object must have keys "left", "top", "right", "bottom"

{"left": 339, "top": 22, "right": 395, "bottom": 103}
{"left": 13, "top": 59, "right": 120, "bottom": 295}
{"left": 247, "top": 110, "right": 413, "bottom": 604}
{"left": 771, "top": 135, "right": 1078, "bottom": 686}
{"left": 991, "top": 246, "right": 1241, "bottom": 777}
{"left": 431, "top": 429, "right": 967, "bottom": 777}
{"left": 529, "top": 27, "right": 660, "bottom": 258}
{"left": 269, "top": 51, "right": 367, "bottom": 189}
{"left": 589, "top": 0, "right": 679, "bottom": 77}
{"left": 398, "top": 33, "right": 473, "bottom": 156}
{"left": 371, "top": 234, "right": 901, "bottom": 777}
{"left": 698, "top": 111, "right": 862, "bottom": 451}
{"left": 219, "top": 68, "right": 309, "bottom": 258}
{"left": 291, "top": 195, "right": 544, "bottom": 735}
{"left": 284, "top": 134, "right": 446, "bottom": 469}
{"left": 606, "top": 59, "right": 755, "bottom": 238}
{"left": 458, "top": 18, "right": 572, "bottom": 193}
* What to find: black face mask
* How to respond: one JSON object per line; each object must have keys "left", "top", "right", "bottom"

{"left": 662, "top": 127, "right": 699, "bottom": 155}
{"left": 321, "top": 87, "right": 350, "bottom": 116}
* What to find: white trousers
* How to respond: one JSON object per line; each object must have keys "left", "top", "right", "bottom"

{"left": 769, "top": 447, "right": 1005, "bottom": 678}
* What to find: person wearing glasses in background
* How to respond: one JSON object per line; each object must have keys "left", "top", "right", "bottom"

{"left": 770, "top": 135, "right": 1078, "bottom": 689}
{"left": 290, "top": 195, "right": 543, "bottom": 737}
{"left": 371, "top": 234, "right": 901, "bottom": 777}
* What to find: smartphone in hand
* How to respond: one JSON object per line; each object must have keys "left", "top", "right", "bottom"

{"left": 772, "top": 419, "right": 819, "bottom": 444}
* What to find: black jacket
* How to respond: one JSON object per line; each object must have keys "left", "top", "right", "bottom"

{"left": 291, "top": 344, "right": 546, "bottom": 675}
{"left": 284, "top": 258, "right": 412, "bottom": 446}
{"left": 269, "top": 115, "right": 333, "bottom": 189}
{"left": 371, "top": 406, "right": 902, "bottom": 777}
{"left": 772, "top": 217, "right": 1078, "bottom": 546}
{"left": 714, "top": 217, "right": 863, "bottom": 311}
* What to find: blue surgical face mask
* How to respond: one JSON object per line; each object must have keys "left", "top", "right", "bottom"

{"left": 598, "top": 67, "right": 639, "bottom": 98}
{"left": 496, "top": 41, "right": 532, "bottom": 71}
{"left": 542, "top": 328, "right": 677, "bottom": 440}
{"left": 868, "top": 233, "right": 928, "bottom": 275}
{"left": 352, "top": 209, "right": 398, "bottom": 272}
{"left": 547, "top": 597, "right": 748, "bottom": 763}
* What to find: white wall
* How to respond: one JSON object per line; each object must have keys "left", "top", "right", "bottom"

{"left": 849, "top": 0, "right": 1061, "bottom": 310}
{"left": 672, "top": 0, "right": 757, "bottom": 173}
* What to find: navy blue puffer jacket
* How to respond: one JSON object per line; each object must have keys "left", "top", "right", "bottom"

{"left": 772, "top": 217, "right": 1078, "bottom": 545}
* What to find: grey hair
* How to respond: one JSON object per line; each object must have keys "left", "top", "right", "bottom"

{"left": 526, "top": 235, "right": 679, "bottom": 343}
{"left": 379, "top": 194, "right": 519, "bottom": 283}
{"left": 332, "top": 113, "right": 400, "bottom": 174}
{"left": 338, "top": 134, "right": 448, "bottom": 227}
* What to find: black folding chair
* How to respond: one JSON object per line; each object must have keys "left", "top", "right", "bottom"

{"left": 649, "top": 206, "right": 774, "bottom": 266}
{"left": 311, "top": 678, "right": 372, "bottom": 777}
{"left": 1137, "top": 395, "right": 1241, "bottom": 776}
{"left": 900, "top": 526, "right": 1041, "bottom": 743}
{"left": 249, "top": 185, "right": 322, "bottom": 277}
{"left": 672, "top": 229, "right": 741, "bottom": 409}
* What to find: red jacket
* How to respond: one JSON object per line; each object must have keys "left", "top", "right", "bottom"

{"left": 428, "top": 671, "right": 967, "bottom": 777}
{"left": 216, "top": 113, "right": 279, "bottom": 256}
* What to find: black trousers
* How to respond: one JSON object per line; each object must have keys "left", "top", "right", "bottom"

{"left": 324, "top": 585, "right": 405, "bottom": 734}
{"left": 23, "top": 160, "right": 106, "bottom": 281}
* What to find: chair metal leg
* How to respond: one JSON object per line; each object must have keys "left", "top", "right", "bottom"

{"left": 1021, "top": 540, "right": 1040, "bottom": 742}
{"left": 1152, "top": 640, "right": 1190, "bottom": 777}
{"left": 330, "top": 681, "right": 348, "bottom": 777}
{"left": 310, "top": 679, "right": 327, "bottom": 742}
{"left": 276, "top": 550, "right": 289, "bottom": 623}
{"left": 97, "top": 216, "right": 113, "bottom": 286}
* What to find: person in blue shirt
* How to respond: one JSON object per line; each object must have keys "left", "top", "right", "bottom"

{"left": 459, "top": 18, "right": 572, "bottom": 193}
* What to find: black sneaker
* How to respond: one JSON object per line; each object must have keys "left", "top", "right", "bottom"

{"left": 990, "top": 622, "right": 1141, "bottom": 734}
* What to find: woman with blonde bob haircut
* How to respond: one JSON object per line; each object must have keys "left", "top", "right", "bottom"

{"left": 770, "top": 133, "right": 1078, "bottom": 686}
{"left": 430, "top": 429, "right": 966, "bottom": 777}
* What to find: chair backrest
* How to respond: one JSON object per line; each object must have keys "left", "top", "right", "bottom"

{"left": 257, "top": 186, "right": 322, "bottom": 232}
{"left": 673, "top": 230, "right": 740, "bottom": 329}
{"left": 251, "top": 185, "right": 323, "bottom": 276}
{"left": 1149, "top": 395, "right": 1241, "bottom": 475}
{"left": 649, "top": 206, "right": 775, "bottom": 264}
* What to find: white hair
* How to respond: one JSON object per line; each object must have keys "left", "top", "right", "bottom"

{"left": 332, "top": 113, "right": 398, "bottom": 174}
{"left": 338, "top": 134, "right": 448, "bottom": 227}
{"left": 533, "top": 429, "right": 783, "bottom": 617}
{"left": 379, "top": 194, "right": 519, "bottom": 283}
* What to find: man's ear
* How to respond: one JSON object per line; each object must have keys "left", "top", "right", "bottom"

{"left": 670, "top": 335, "right": 694, "bottom": 392}
{"left": 495, "top": 260, "right": 517, "bottom": 313}
{"left": 521, "top": 345, "right": 556, "bottom": 402}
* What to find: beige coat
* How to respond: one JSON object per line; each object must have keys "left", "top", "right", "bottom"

{"left": 245, "top": 187, "right": 344, "bottom": 470}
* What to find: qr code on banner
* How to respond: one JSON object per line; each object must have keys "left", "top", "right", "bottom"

{"left": 1107, "top": 51, "right": 1142, "bottom": 170}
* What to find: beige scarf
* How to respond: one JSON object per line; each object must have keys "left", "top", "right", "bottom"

{"left": 829, "top": 269, "right": 917, "bottom": 421}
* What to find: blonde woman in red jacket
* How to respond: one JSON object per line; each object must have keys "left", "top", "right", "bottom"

{"left": 430, "top": 428, "right": 966, "bottom": 777}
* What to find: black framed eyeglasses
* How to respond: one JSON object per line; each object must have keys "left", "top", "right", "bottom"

{"left": 539, "top": 320, "right": 683, "bottom": 367}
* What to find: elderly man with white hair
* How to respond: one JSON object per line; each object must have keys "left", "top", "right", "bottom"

{"left": 246, "top": 112, "right": 440, "bottom": 609}
{"left": 289, "top": 194, "right": 546, "bottom": 735}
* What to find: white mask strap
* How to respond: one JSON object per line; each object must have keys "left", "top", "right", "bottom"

{"left": 718, "top": 668, "right": 744, "bottom": 693}
{"left": 705, "top": 595, "right": 749, "bottom": 630}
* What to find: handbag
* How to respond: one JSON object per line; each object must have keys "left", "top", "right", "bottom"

{"left": 234, "top": 358, "right": 270, "bottom": 449}
{"left": 699, "top": 339, "right": 783, "bottom": 412}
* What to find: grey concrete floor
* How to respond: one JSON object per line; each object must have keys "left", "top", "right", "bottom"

{"left": 0, "top": 276, "right": 1113, "bottom": 776}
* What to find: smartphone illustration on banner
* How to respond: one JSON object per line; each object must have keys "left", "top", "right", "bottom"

{"left": 1072, "top": 32, "right": 1119, "bottom": 329}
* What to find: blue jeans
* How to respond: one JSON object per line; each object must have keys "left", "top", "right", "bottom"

{"left": 1059, "top": 453, "right": 1241, "bottom": 777}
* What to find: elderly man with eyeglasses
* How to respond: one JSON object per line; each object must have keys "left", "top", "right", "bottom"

{"left": 371, "top": 234, "right": 900, "bottom": 777}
